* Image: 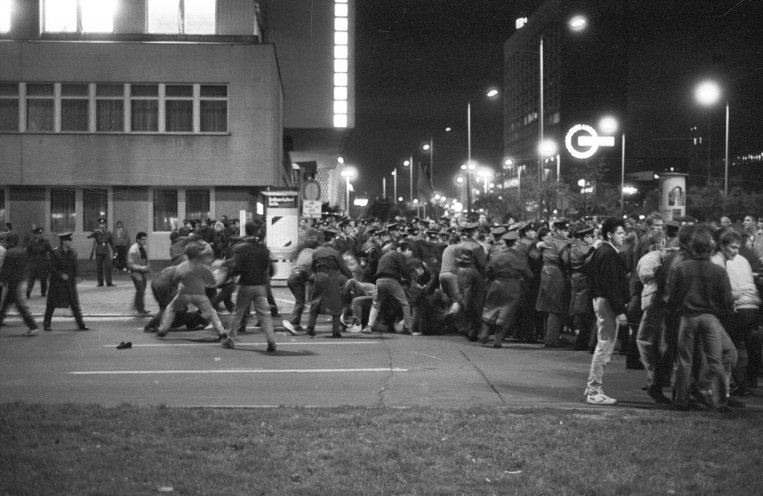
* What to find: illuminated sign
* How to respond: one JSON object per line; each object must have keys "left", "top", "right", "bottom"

{"left": 565, "top": 124, "right": 615, "bottom": 159}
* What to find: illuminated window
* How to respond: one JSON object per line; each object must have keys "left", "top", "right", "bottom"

{"left": 0, "top": 0, "right": 11, "bottom": 32}
{"left": 26, "top": 83, "right": 54, "bottom": 132}
{"left": 186, "top": 189, "right": 210, "bottom": 220}
{"left": 130, "top": 84, "right": 159, "bottom": 132}
{"left": 333, "top": 0, "right": 349, "bottom": 129}
{"left": 61, "top": 84, "right": 90, "bottom": 131}
{"left": 96, "top": 84, "right": 125, "bottom": 132}
{"left": 0, "top": 83, "right": 19, "bottom": 131}
{"left": 148, "top": 0, "right": 215, "bottom": 34}
{"left": 50, "top": 189, "right": 76, "bottom": 232}
{"left": 42, "top": 0, "right": 115, "bottom": 33}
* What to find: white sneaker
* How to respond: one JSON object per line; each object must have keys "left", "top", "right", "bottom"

{"left": 361, "top": 326, "right": 373, "bottom": 334}
{"left": 586, "top": 391, "right": 617, "bottom": 405}
{"left": 282, "top": 320, "right": 298, "bottom": 336}
{"left": 393, "top": 320, "right": 405, "bottom": 333}
{"left": 446, "top": 302, "right": 460, "bottom": 316}
{"left": 347, "top": 324, "right": 362, "bottom": 333}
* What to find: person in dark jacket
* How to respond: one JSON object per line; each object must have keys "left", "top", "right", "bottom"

{"left": 43, "top": 233, "right": 88, "bottom": 331}
{"left": 222, "top": 222, "right": 276, "bottom": 351}
{"left": 307, "top": 229, "right": 353, "bottom": 337}
{"left": 363, "top": 240, "right": 416, "bottom": 334}
{"left": 568, "top": 226, "right": 596, "bottom": 350}
{"left": 0, "top": 231, "right": 40, "bottom": 335}
{"left": 585, "top": 218, "right": 629, "bottom": 405}
{"left": 26, "top": 227, "right": 52, "bottom": 298}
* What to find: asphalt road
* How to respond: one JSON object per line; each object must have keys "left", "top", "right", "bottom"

{"left": 1, "top": 278, "right": 761, "bottom": 410}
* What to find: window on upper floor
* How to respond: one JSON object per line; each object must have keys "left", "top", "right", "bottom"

{"left": 96, "top": 84, "right": 125, "bottom": 132}
{"left": 130, "top": 84, "right": 159, "bottom": 132}
{"left": 61, "top": 83, "right": 90, "bottom": 131}
{"left": 165, "top": 84, "right": 193, "bottom": 132}
{"left": 26, "top": 83, "right": 54, "bottom": 132}
{"left": 0, "top": 83, "right": 19, "bottom": 131}
{"left": 148, "top": 0, "right": 216, "bottom": 34}
{"left": 0, "top": 0, "right": 11, "bottom": 33}
{"left": 200, "top": 85, "right": 227, "bottom": 132}
{"left": 42, "top": 0, "right": 116, "bottom": 33}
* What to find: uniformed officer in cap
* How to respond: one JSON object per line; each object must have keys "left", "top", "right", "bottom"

{"left": 43, "top": 233, "right": 88, "bottom": 331}
{"left": 26, "top": 226, "right": 53, "bottom": 298}
{"left": 87, "top": 218, "right": 115, "bottom": 287}
{"left": 568, "top": 226, "right": 596, "bottom": 350}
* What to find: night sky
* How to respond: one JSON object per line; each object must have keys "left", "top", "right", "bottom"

{"left": 341, "top": 0, "right": 763, "bottom": 199}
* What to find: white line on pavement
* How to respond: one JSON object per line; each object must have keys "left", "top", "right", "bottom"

{"left": 103, "top": 341, "right": 382, "bottom": 347}
{"left": 69, "top": 368, "right": 408, "bottom": 375}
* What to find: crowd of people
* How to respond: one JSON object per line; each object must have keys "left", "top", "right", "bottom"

{"left": 2, "top": 211, "right": 762, "bottom": 411}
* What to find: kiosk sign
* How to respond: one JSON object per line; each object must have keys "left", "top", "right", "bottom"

{"left": 565, "top": 124, "right": 616, "bottom": 159}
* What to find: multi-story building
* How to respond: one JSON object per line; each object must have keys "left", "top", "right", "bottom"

{"left": 0, "top": 0, "right": 354, "bottom": 257}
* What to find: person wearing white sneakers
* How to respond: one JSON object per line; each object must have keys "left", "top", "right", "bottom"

{"left": 585, "top": 218, "right": 629, "bottom": 405}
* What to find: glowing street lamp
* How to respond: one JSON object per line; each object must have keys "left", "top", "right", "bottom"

{"left": 695, "top": 79, "right": 729, "bottom": 212}
{"left": 403, "top": 158, "right": 413, "bottom": 204}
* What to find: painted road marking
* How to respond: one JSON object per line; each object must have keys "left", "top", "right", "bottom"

{"left": 103, "top": 341, "right": 382, "bottom": 348}
{"left": 69, "top": 368, "right": 408, "bottom": 375}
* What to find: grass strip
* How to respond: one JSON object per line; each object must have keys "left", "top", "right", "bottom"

{"left": 1, "top": 403, "right": 761, "bottom": 495}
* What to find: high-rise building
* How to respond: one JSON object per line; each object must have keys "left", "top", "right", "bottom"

{"left": 0, "top": 0, "right": 354, "bottom": 256}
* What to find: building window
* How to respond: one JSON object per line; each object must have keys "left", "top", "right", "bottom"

{"left": 0, "top": 83, "right": 19, "bottom": 131}
{"left": 153, "top": 189, "right": 178, "bottom": 231}
{"left": 42, "top": 0, "right": 115, "bottom": 33}
{"left": 26, "top": 83, "right": 54, "bottom": 132}
{"left": 130, "top": 84, "right": 159, "bottom": 132}
{"left": 186, "top": 189, "right": 210, "bottom": 221}
{"left": 165, "top": 85, "right": 193, "bottom": 132}
{"left": 148, "top": 0, "right": 215, "bottom": 34}
{"left": 96, "top": 84, "right": 124, "bottom": 132}
{"left": 200, "top": 85, "right": 227, "bottom": 132}
{"left": 50, "top": 189, "right": 76, "bottom": 233}
{"left": 61, "top": 83, "right": 90, "bottom": 132}
{"left": 0, "top": 0, "right": 12, "bottom": 33}
{"left": 333, "top": 0, "right": 349, "bottom": 128}
{"left": 83, "top": 188, "right": 108, "bottom": 232}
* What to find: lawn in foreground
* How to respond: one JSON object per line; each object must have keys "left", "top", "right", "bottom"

{"left": 1, "top": 403, "right": 761, "bottom": 495}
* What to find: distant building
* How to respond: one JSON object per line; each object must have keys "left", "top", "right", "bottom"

{"left": 0, "top": 0, "right": 354, "bottom": 257}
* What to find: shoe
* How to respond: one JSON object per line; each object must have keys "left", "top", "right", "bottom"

{"left": 43, "top": 326, "right": 52, "bottom": 332}
{"left": 137, "top": 310, "right": 151, "bottom": 317}
{"left": 78, "top": 326, "right": 90, "bottom": 331}
{"left": 307, "top": 328, "right": 316, "bottom": 337}
{"left": 156, "top": 328, "right": 168, "bottom": 337}
{"left": 340, "top": 313, "right": 352, "bottom": 327}
{"left": 361, "top": 327, "right": 373, "bottom": 334}
{"left": 725, "top": 397, "right": 746, "bottom": 409}
{"left": 393, "top": 320, "right": 405, "bottom": 333}
{"left": 647, "top": 386, "right": 672, "bottom": 405}
{"left": 348, "top": 324, "right": 362, "bottom": 333}
{"left": 266, "top": 343, "right": 277, "bottom": 352}
{"left": 24, "top": 328, "right": 40, "bottom": 337}
{"left": 410, "top": 331, "right": 422, "bottom": 336}
{"left": 492, "top": 342, "right": 503, "bottom": 348}
{"left": 446, "top": 302, "right": 460, "bottom": 316}
{"left": 107, "top": 283, "right": 116, "bottom": 287}
{"left": 221, "top": 337, "right": 236, "bottom": 349}
{"left": 282, "top": 320, "right": 299, "bottom": 336}
{"left": 97, "top": 284, "right": 104, "bottom": 287}
{"left": 144, "top": 325, "right": 157, "bottom": 333}
{"left": 331, "top": 332, "right": 343, "bottom": 338}
{"left": 116, "top": 341, "right": 132, "bottom": 349}
{"left": 586, "top": 391, "right": 617, "bottom": 405}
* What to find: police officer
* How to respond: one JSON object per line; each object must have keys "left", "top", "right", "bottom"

{"left": 43, "top": 233, "right": 88, "bottom": 331}
{"left": 88, "top": 218, "right": 115, "bottom": 287}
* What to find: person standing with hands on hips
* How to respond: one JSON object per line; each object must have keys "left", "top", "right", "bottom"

{"left": 585, "top": 218, "right": 630, "bottom": 405}
{"left": 128, "top": 232, "right": 151, "bottom": 317}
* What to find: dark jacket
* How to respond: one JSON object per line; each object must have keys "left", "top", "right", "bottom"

{"left": 667, "top": 257, "right": 734, "bottom": 317}
{"left": 228, "top": 238, "right": 273, "bottom": 286}
{"left": 375, "top": 250, "right": 411, "bottom": 282}
{"left": 589, "top": 242, "right": 629, "bottom": 315}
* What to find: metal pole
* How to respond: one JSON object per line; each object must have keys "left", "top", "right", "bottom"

{"left": 382, "top": 177, "right": 386, "bottom": 199}
{"left": 409, "top": 154, "right": 414, "bottom": 204}
{"left": 429, "top": 136, "right": 434, "bottom": 190}
{"left": 345, "top": 177, "right": 350, "bottom": 215}
{"left": 467, "top": 101, "right": 472, "bottom": 213}
{"left": 556, "top": 153, "right": 561, "bottom": 215}
{"left": 393, "top": 169, "right": 397, "bottom": 204}
{"left": 724, "top": 102, "right": 729, "bottom": 215}
{"left": 537, "top": 36, "right": 544, "bottom": 220}
{"left": 620, "top": 133, "right": 625, "bottom": 217}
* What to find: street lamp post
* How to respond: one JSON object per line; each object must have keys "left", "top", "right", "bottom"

{"left": 391, "top": 169, "right": 397, "bottom": 204}
{"left": 695, "top": 80, "right": 730, "bottom": 213}
{"left": 403, "top": 157, "right": 413, "bottom": 204}
{"left": 423, "top": 138, "right": 434, "bottom": 190}
{"left": 340, "top": 166, "right": 357, "bottom": 216}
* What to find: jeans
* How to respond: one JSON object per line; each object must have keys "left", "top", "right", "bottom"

{"left": 159, "top": 293, "right": 224, "bottom": 334}
{"left": 674, "top": 313, "right": 727, "bottom": 407}
{"left": 228, "top": 284, "right": 274, "bottom": 345}
{"left": 587, "top": 297, "right": 618, "bottom": 393}
{"left": 130, "top": 272, "right": 147, "bottom": 313}
{"left": 367, "top": 277, "right": 413, "bottom": 331}
{"left": 636, "top": 304, "right": 667, "bottom": 388}
{"left": 286, "top": 271, "right": 309, "bottom": 327}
